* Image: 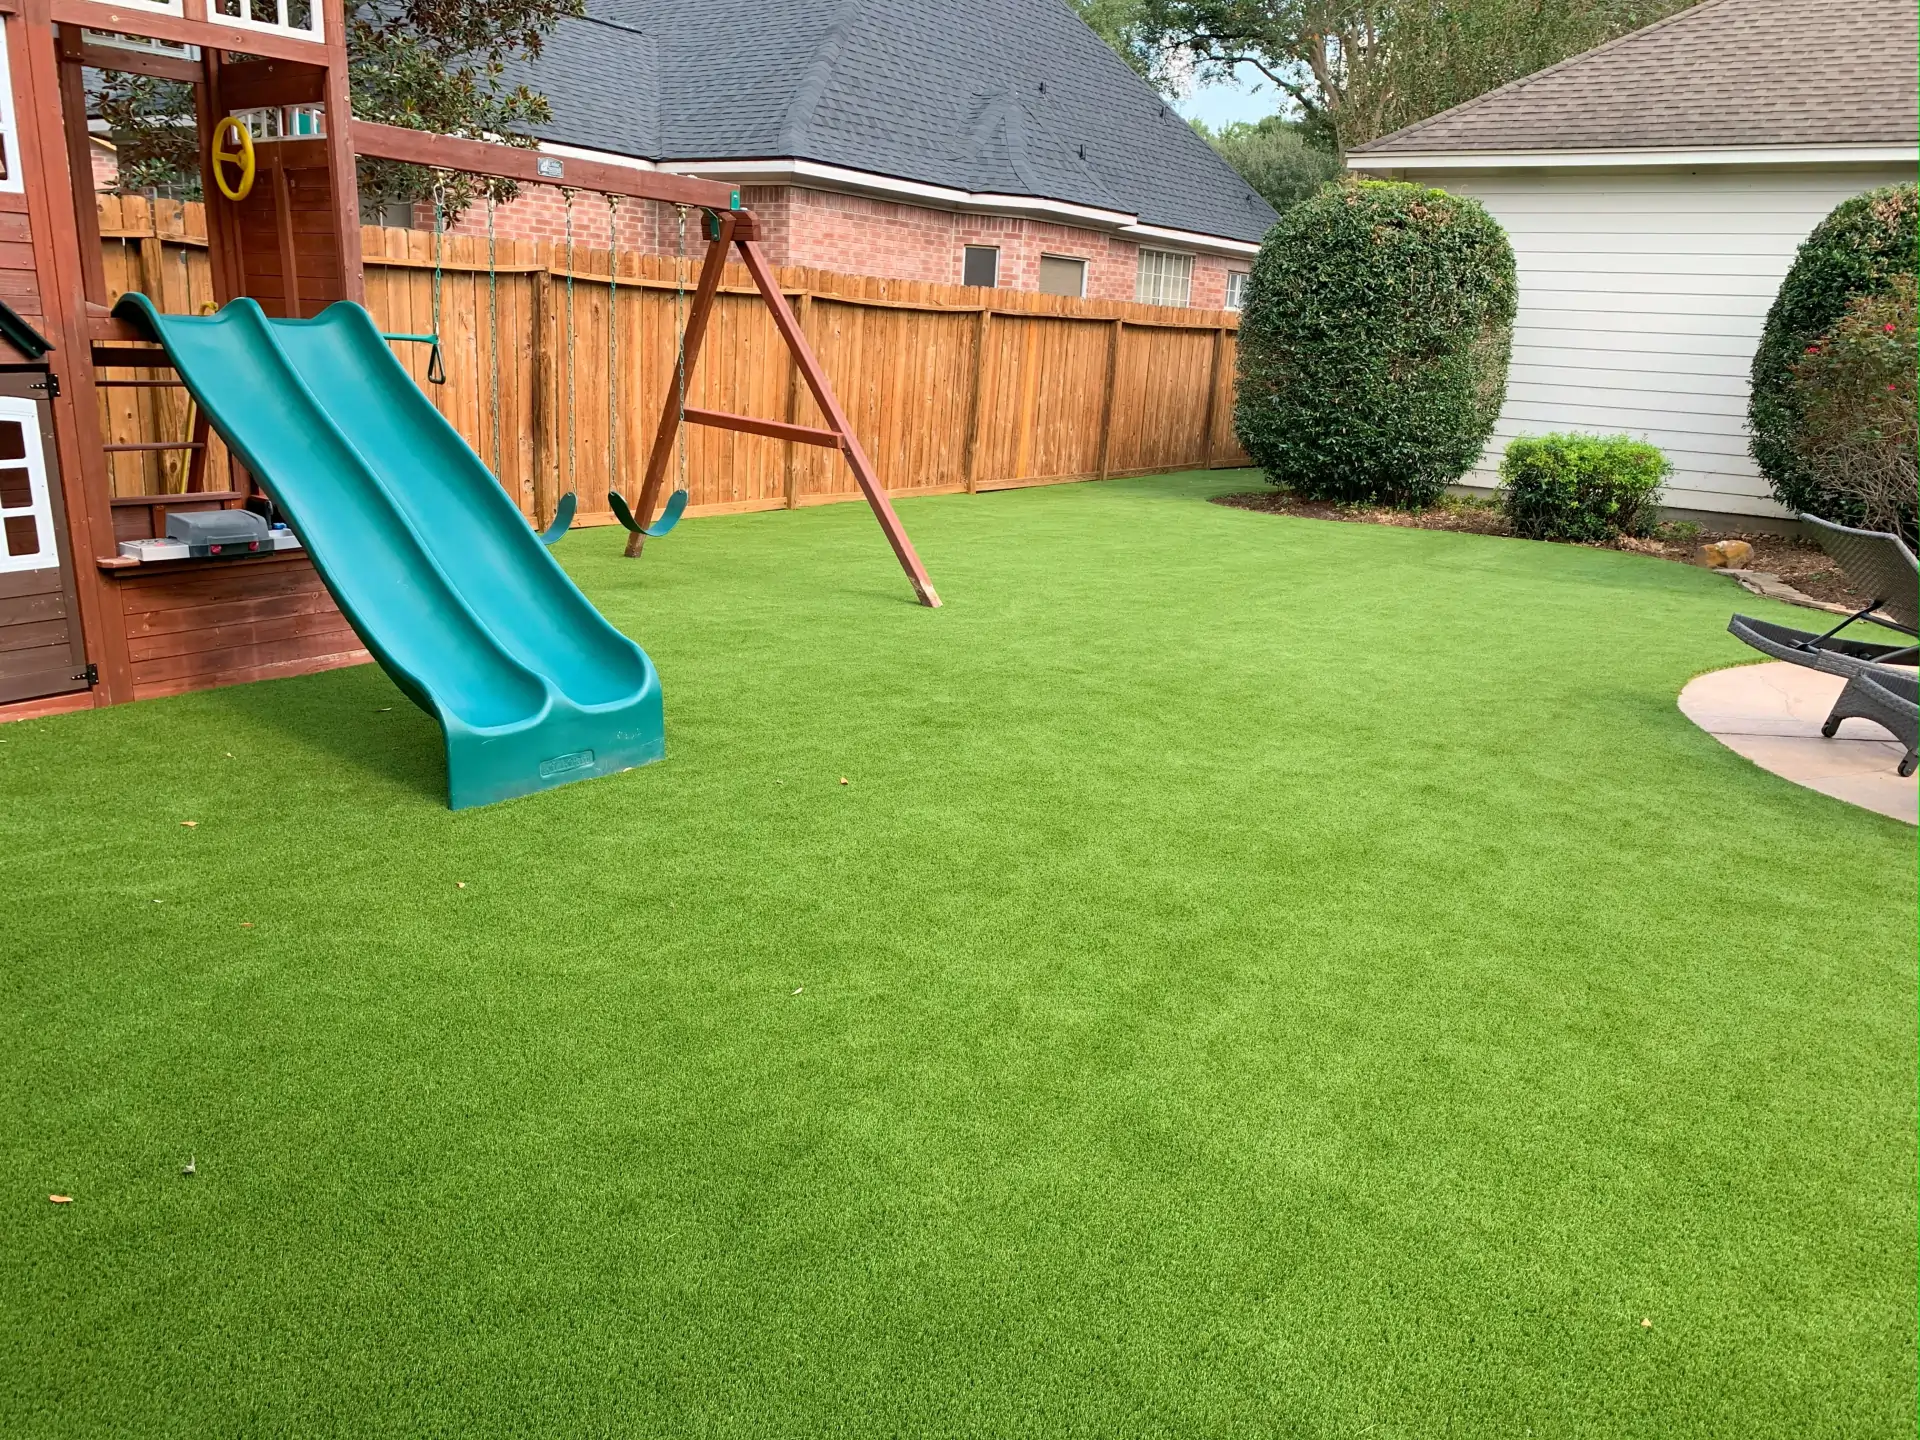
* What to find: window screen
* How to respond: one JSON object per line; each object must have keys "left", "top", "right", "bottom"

{"left": 962, "top": 245, "right": 999, "bottom": 288}
{"left": 1224, "top": 271, "right": 1249, "bottom": 311}
{"left": 1135, "top": 249, "right": 1193, "bottom": 308}
{"left": 1037, "top": 254, "right": 1086, "bottom": 298}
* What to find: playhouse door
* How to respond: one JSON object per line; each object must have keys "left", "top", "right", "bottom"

{"left": 0, "top": 370, "right": 88, "bottom": 704}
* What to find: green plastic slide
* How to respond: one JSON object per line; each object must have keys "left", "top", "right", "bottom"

{"left": 114, "top": 294, "right": 665, "bottom": 809}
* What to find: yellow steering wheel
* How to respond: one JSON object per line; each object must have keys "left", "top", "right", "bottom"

{"left": 210, "top": 116, "right": 256, "bottom": 202}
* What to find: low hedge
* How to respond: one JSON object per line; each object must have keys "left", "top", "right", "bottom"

{"left": 1749, "top": 183, "right": 1917, "bottom": 522}
{"left": 1497, "top": 433, "right": 1670, "bottom": 542}
{"left": 1234, "top": 180, "right": 1516, "bottom": 509}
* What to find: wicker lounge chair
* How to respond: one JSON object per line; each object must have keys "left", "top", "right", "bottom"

{"left": 1727, "top": 515, "right": 1918, "bottom": 776}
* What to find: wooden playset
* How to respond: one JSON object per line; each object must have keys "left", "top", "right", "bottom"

{"left": 0, "top": 0, "right": 938, "bottom": 721}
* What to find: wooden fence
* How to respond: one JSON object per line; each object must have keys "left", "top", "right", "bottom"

{"left": 96, "top": 195, "right": 1247, "bottom": 526}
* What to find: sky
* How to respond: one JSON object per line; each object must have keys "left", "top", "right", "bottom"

{"left": 1169, "top": 61, "right": 1283, "bottom": 130}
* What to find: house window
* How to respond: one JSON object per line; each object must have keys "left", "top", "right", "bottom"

{"left": 1135, "top": 249, "right": 1193, "bottom": 307}
{"left": 1224, "top": 270, "right": 1250, "bottom": 311}
{"left": 0, "top": 21, "right": 24, "bottom": 193}
{"left": 1038, "top": 254, "right": 1087, "bottom": 298}
{"left": 962, "top": 245, "right": 999, "bottom": 288}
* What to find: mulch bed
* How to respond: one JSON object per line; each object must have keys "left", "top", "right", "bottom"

{"left": 1210, "top": 491, "right": 1876, "bottom": 613}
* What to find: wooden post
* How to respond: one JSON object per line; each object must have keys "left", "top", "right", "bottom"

{"left": 733, "top": 235, "right": 940, "bottom": 608}
{"left": 198, "top": 50, "right": 242, "bottom": 308}
{"left": 268, "top": 148, "right": 301, "bottom": 318}
{"left": 783, "top": 287, "right": 811, "bottom": 509}
{"left": 20, "top": 0, "right": 134, "bottom": 699}
{"left": 1095, "top": 317, "right": 1122, "bottom": 482}
{"left": 1200, "top": 324, "right": 1228, "bottom": 470}
{"left": 623, "top": 213, "right": 735, "bottom": 559}
{"left": 319, "top": 0, "right": 364, "bottom": 304}
{"left": 962, "top": 306, "right": 990, "bottom": 493}
{"left": 54, "top": 29, "right": 107, "bottom": 308}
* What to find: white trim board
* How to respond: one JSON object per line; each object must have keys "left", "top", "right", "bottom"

{"left": 1348, "top": 143, "right": 1918, "bottom": 172}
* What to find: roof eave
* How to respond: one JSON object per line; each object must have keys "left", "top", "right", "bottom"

{"left": 653, "top": 154, "right": 1264, "bottom": 253}
{"left": 1347, "top": 142, "right": 1920, "bottom": 170}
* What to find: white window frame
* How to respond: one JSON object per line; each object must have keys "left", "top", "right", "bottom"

{"left": 236, "top": 104, "right": 327, "bottom": 142}
{"left": 1037, "top": 252, "right": 1087, "bottom": 298}
{"left": 1135, "top": 248, "right": 1193, "bottom": 308}
{"left": 207, "top": 0, "right": 324, "bottom": 45}
{"left": 1224, "top": 270, "right": 1250, "bottom": 311}
{"left": 961, "top": 244, "right": 999, "bottom": 288}
{"left": 0, "top": 396, "right": 61, "bottom": 574}
{"left": 0, "top": 22, "right": 25, "bottom": 195}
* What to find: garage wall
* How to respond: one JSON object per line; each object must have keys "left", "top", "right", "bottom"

{"left": 1410, "top": 163, "right": 1911, "bottom": 519}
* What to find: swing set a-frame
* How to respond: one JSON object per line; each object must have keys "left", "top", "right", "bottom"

{"left": 356, "top": 125, "right": 942, "bottom": 609}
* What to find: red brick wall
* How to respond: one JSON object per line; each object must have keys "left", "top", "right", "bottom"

{"left": 450, "top": 181, "right": 1253, "bottom": 309}
{"left": 430, "top": 183, "right": 681, "bottom": 258}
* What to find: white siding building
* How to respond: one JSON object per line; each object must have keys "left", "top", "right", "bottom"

{"left": 1347, "top": 0, "right": 1917, "bottom": 524}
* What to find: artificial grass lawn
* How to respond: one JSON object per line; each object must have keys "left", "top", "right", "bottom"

{"left": 3, "top": 471, "right": 1914, "bottom": 1436}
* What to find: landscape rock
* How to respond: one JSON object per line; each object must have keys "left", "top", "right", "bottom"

{"left": 1697, "top": 539, "right": 1755, "bottom": 568}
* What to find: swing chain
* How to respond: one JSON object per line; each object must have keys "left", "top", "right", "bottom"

{"left": 675, "top": 204, "right": 689, "bottom": 501}
{"left": 562, "top": 186, "right": 577, "bottom": 503}
{"left": 606, "top": 194, "right": 620, "bottom": 499}
{"left": 486, "top": 183, "right": 502, "bottom": 479}
{"left": 425, "top": 174, "right": 447, "bottom": 385}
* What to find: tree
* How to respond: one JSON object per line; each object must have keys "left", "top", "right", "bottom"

{"left": 1193, "top": 115, "right": 1339, "bottom": 216}
{"left": 1065, "top": 0, "right": 1165, "bottom": 83}
{"left": 95, "top": 0, "right": 582, "bottom": 208}
{"left": 1094, "top": 0, "right": 1697, "bottom": 150}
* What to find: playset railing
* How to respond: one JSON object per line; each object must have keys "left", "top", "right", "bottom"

{"left": 94, "top": 194, "right": 1249, "bottom": 529}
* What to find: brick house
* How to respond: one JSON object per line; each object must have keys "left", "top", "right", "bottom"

{"left": 413, "top": 0, "right": 1277, "bottom": 309}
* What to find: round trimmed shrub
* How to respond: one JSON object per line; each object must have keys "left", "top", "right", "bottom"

{"left": 1749, "top": 182, "right": 1917, "bottom": 522}
{"left": 1234, "top": 179, "right": 1516, "bottom": 509}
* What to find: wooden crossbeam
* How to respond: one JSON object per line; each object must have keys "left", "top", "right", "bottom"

{"left": 351, "top": 123, "right": 738, "bottom": 212}
{"left": 683, "top": 407, "right": 841, "bottom": 449}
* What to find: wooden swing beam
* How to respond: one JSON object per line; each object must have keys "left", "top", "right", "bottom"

{"left": 353, "top": 123, "right": 942, "bottom": 608}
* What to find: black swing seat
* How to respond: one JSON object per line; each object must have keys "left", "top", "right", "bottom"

{"left": 1726, "top": 515, "right": 1919, "bottom": 774}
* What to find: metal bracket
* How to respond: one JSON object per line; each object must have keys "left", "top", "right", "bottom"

{"left": 30, "top": 372, "right": 59, "bottom": 399}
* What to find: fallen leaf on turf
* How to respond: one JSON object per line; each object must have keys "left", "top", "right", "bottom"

{"left": 839, "top": 777, "right": 849, "bottom": 786}
{"left": 455, "top": 882, "right": 466, "bottom": 889}
{"left": 376, "top": 707, "right": 392, "bottom": 712}
{"left": 224, "top": 752, "right": 233, "bottom": 758}
{"left": 180, "top": 820, "right": 198, "bottom": 828}
{"left": 240, "top": 922, "right": 253, "bottom": 928}
{"left": 49, "top": 1195, "right": 71, "bottom": 1204}
{"left": 793, "top": 986, "right": 803, "bottom": 995}
{"left": 1641, "top": 1319, "right": 1652, "bottom": 1328}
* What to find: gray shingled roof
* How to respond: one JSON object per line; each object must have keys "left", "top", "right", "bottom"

{"left": 503, "top": 0, "right": 1278, "bottom": 244}
{"left": 1354, "top": 0, "right": 1920, "bottom": 155}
